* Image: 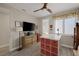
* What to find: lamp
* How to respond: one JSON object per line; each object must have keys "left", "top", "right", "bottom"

{"left": 57, "top": 28, "right": 59, "bottom": 35}
{"left": 16, "top": 27, "right": 23, "bottom": 51}
{"left": 16, "top": 27, "right": 23, "bottom": 32}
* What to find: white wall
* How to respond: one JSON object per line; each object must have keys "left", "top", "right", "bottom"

{"left": 0, "top": 7, "right": 10, "bottom": 48}
{"left": 36, "top": 17, "right": 55, "bottom": 35}
{"left": 60, "top": 35, "right": 73, "bottom": 48}
{"left": 9, "top": 7, "right": 37, "bottom": 51}
{"left": 42, "top": 19, "right": 49, "bottom": 34}
{"left": 36, "top": 19, "right": 42, "bottom": 34}
{"left": 0, "top": 4, "right": 37, "bottom": 51}
{"left": 49, "top": 17, "right": 55, "bottom": 34}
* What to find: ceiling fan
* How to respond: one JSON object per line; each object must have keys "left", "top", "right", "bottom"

{"left": 33, "top": 3, "right": 52, "bottom": 13}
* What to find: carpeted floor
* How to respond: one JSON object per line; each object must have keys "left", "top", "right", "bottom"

{"left": 3, "top": 42, "right": 73, "bottom": 56}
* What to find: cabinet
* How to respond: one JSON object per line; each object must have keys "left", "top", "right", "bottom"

{"left": 40, "top": 38, "right": 59, "bottom": 56}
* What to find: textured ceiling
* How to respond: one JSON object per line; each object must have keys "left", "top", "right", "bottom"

{"left": 7, "top": 3, "right": 79, "bottom": 18}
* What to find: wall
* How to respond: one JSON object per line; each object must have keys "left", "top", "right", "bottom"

{"left": 60, "top": 35, "right": 73, "bottom": 48}
{"left": 37, "top": 15, "right": 75, "bottom": 49}
{"left": 37, "top": 16, "right": 55, "bottom": 35}
{"left": 49, "top": 17, "right": 55, "bottom": 34}
{"left": 0, "top": 7, "right": 10, "bottom": 49}
{"left": 9, "top": 7, "right": 37, "bottom": 51}
{"left": 36, "top": 19, "right": 42, "bottom": 34}
{"left": 0, "top": 4, "right": 37, "bottom": 51}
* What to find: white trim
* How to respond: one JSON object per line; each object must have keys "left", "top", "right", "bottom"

{"left": 10, "top": 46, "right": 19, "bottom": 52}
{"left": 0, "top": 44, "right": 9, "bottom": 48}
{"left": 61, "top": 44, "right": 73, "bottom": 48}
{"left": 10, "top": 45, "right": 22, "bottom": 51}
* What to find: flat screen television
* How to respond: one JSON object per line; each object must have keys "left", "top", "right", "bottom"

{"left": 23, "top": 22, "right": 35, "bottom": 31}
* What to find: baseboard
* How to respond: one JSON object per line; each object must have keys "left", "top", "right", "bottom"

{"left": 10, "top": 46, "right": 19, "bottom": 52}
{"left": 61, "top": 44, "right": 73, "bottom": 48}
{"left": 0, "top": 44, "right": 22, "bottom": 52}
{"left": 10, "top": 45, "right": 22, "bottom": 52}
{"left": 0, "top": 44, "right": 9, "bottom": 48}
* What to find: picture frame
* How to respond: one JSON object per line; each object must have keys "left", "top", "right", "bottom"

{"left": 49, "top": 25, "right": 53, "bottom": 28}
{"left": 15, "top": 21, "right": 21, "bottom": 27}
{"left": 49, "top": 25, "right": 53, "bottom": 30}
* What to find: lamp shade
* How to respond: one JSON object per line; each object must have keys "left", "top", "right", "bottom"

{"left": 16, "top": 27, "right": 23, "bottom": 31}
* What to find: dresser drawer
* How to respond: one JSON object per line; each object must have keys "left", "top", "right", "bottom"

{"left": 45, "top": 45, "right": 50, "bottom": 51}
{"left": 46, "top": 51, "right": 50, "bottom": 56}
{"left": 50, "top": 47, "right": 58, "bottom": 53}
{"left": 46, "top": 39, "right": 50, "bottom": 45}
{"left": 50, "top": 52, "right": 58, "bottom": 56}
{"left": 50, "top": 40, "right": 58, "bottom": 47}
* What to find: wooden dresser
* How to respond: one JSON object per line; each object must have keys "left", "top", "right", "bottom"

{"left": 40, "top": 34, "right": 61, "bottom": 56}
{"left": 22, "top": 34, "right": 37, "bottom": 48}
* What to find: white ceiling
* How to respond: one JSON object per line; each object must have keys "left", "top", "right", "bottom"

{"left": 6, "top": 3, "right": 79, "bottom": 18}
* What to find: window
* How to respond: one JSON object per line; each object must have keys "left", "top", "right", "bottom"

{"left": 64, "top": 17, "right": 76, "bottom": 35}
{"left": 55, "top": 19, "right": 63, "bottom": 34}
{"left": 55, "top": 17, "right": 76, "bottom": 35}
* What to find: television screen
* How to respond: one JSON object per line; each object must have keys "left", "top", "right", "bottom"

{"left": 23, "top": 22, "right": 35, "bottom": 31}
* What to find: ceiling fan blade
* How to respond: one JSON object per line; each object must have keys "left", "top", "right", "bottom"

{"left": 46, "top": 9, "right": 52, "bottom": 13}
{"left": 33, "top": 8, "right": 43, "bottom": 12}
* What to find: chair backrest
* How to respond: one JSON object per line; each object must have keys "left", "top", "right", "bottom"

{"left": 74, "top": 23, "right": 79, "bottom": 50}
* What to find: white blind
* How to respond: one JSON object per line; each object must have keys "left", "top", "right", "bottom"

{"left": 55, "top": 20, "right": 63, "bottom": 34}
{"left": 64, "top": 17, "right": 76, "bottom": 35}
{"left": 55, "top": 17, "right": 76, "bottom": 35}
